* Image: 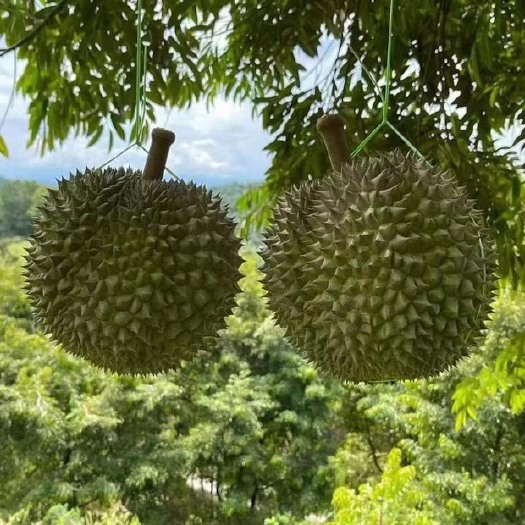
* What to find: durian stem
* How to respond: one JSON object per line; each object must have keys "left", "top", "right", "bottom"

{"left": 316, "top": 114, "right": 351, "bottom": 172}
{"left": 143, "top": 128, "right": 176, "bottom": 181}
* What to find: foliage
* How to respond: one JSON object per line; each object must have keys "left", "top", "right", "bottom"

{"left": 0, "top": 239, "right": 32, "bottom": 324}
{"left": 330, "top": 350, "right": 525, "bottom": 523}
{"left": 2, "top": 237, "right": 525, "bottom": 524}
{"left": 0, "top": 180, "right": 46, "bottom": 238}
{"left": 209, "top": 182, "right": 262, "bottom": 242}
{"left": 212, "top": 182, "right": 257, "bottom": 214}
{"left": 453, "top": 291, "right": 525, "bottom": 429}
{"left": 171, "top": 250, "right": 343, "bottom": 522}
{"left": 0, "top": 314, "right": 188, "bottom": 522}
{"left": 330, "top": 448, "right": 437, "bottom": 525}
{"left": 1, "top": 0, "right": 524, "bottom": 283}
{"left": 2, "top": 501, "right": 140, "bottom": 525}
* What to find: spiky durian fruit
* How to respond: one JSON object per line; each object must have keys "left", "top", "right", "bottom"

{"left": 24, "top": 168, "right": 242, "bottom": 374}
{"left": 262, "top": 150, "right": 496, "bottom": 382}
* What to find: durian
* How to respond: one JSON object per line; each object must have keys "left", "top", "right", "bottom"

{"left": 24, "top": 129, "right": 242, "bottom": 374}
{"left": 262, "top": 115, "right": 496, "bottom": 382}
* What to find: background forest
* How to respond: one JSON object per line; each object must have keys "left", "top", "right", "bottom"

{"left": 1, "top": 0, "right": 525, "bottom": 523}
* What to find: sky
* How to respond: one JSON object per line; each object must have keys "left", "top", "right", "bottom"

{"left": 0, "top": 51, "right": 273, "bottom": 189}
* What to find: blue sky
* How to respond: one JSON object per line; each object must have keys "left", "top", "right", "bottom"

{"left": 0, "top": 52, "right": 273, "bottom": 188}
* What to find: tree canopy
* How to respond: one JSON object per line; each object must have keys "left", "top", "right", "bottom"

{"left": 2, "top": 238, "right": 525, "bottom": 522}
{"left": 1, "top": 0, "right": 524, "bottom": 284}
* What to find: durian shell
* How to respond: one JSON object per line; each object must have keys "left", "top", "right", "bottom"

{"left": 262, "top": 150, "right": 496, "bottom": 382}
{"left": 24, "top": 168, "right": 243, "bottom": 374}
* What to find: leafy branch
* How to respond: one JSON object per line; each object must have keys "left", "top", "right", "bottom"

{"left": 0, "top": 0, "right": 68, "bottom": 58}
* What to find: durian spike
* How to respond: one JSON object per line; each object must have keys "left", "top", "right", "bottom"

{"left": 143, "top": 128, "right": 176, "bottom": 181}
{"left": 316, "top": 114, "right": 351, "bottom": 172}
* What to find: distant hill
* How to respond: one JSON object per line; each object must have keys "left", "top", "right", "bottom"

{"left": 0, "top": 179, "right": 47, "bottom": 239}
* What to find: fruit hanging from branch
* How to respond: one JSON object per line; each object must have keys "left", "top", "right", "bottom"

{"left": 262, "top": 114, "right": 496, "bottom": 383}
{"left": 24, "top": 129, "right": 242, "bottom": 375}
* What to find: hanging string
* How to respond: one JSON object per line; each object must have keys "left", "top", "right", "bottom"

{"left": 138, "top": 42, "right": 150, "bottom": 144}
{"left": 0, "top": 50, "right": 17, "bottom": 144}
{"left": 382, "top": 0, "right": 395, "bottom": 123}
{"left": 348, "top": 43, "right": 384, "bottom": 103}
{"left": 132, "top": 0, "right": 149, "bottom": 145}
{"left": 96, "top": 0, "right": 178, "bottom": 179}
{"left": 349, "top": 0, "right": 428, "bottom": 165}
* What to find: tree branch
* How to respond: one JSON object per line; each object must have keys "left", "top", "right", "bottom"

{"left": 0, "top": 0, "right": 68, "bottom": 58}
{"left": 364, "top": 421, "right": 383, "bottom": 473}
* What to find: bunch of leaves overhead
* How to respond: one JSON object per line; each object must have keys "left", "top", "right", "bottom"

{"left": 0, "top": 0, "right": 524, "bottom": 285}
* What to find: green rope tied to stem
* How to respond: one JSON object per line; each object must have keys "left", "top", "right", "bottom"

{"left": 97, "top": 0, "right": 178, "bottom": 178}
{"left": 350, "top": 0, "right": 427, "bottom": 163}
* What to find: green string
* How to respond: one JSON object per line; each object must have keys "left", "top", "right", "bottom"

{"left": 134, "top": 0, "right": 145, "bottom": 144}
{"left": 96, "top": 143, "right": 137, "bottom": 170}
{"left": 96, "top": 0, "right": 179, "bottom": 178}
{"left": 138, "top": 42, "right": 150, "bottom": 144}
{"left": 382, "top": 0, "right": 395, "bottom": 123}
{"left": 350, "top": 0, "right": 427, "bottom": 164}
{"left": 96, "top": 0, "right": 146, "bottom": 170}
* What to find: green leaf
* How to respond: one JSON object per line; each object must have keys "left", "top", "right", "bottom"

{"left": 111, "top": 114, "right": 126, "bottom": 141}
{"left": 489, "top": 86, "right": 499, "bottom": 108}
{"left": 87, "top": 125, "right": 104, "bottom": 147}
{"left": 0, "top": 135, "right": 8, "bottom": 157}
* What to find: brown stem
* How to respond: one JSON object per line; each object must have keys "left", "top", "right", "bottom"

{"left": 316, "top": 114, "right": 351, "bottom": 172}
{"left": 143, "top": 128, "right": 176, "bottom": 181}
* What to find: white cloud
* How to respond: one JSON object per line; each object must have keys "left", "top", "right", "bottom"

{"left": 177, "top": 139, "right": 229, "bottom": 171}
